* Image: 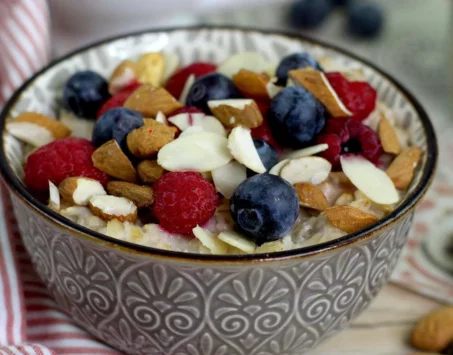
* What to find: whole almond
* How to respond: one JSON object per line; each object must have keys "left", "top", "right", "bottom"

{"left": 92, "top": 140, "right": 137, "bottom": 182}
{"left": 124, "top": 85, "right": 182, "bottom": 117}
{"left": 232, "top": 69, "right": 270, "bottom": 100}
{"left": 294, "top": 183, "right": 329, "bottom": 211}
{"left": 106, "top": 181, "right": 154, "bottom": 208}
{"left": 387, "top": 147, "right": 422, "bottom": 190}
{"left": 411, "top": 307, "right": 453, "bottom": 352}
{"left": 324, "top": 205, "right": 378, "bottom": 233}
{"left": 378, "top": 117, "right": 401, "bottom": 154}
{"left": 137, "top": 160, "right": 164, "bottom": 184}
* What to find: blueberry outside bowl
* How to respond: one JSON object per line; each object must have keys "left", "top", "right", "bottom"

{"left": 0, "top": 26, "right": 437, "bottom": 355}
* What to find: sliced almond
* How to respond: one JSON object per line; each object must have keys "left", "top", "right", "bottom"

{"left": 283, "top": 143, "right": 329, "bottom": 160}
{"left": 294, "top": 183, "right": 329, "bottom": 211}
{"left": 89, "top": 195, "right": 137, "bottom": 222}
{"left": 109, "top": 60, "right": 138, "bottom": 95}
{"left": 137, "top": 160, "right": 164, "bottom": 184}
{"left": 193, "top": 226, "right": 228, "bottom": 254}
{"left": 59, "top": 177, "right": 106, "bottom": 206}
{"left": 107, "top": 181, "right": 154, "bottom": 208}
{"left": 208, "top": 99, "right": 263, "bottom": 129}
{"left": 136, "top": 52, "right": 165, "bottom": 87}
{"left": 269, "top": 159, "right": 290, "bottom": 175}
{"left": 123, "top": 85, "right": 182, "bottom": 117}
{"left": 324, "top": 206, "right": 378, "bottom": 233}
{"left": 179, "top": 126, "right": 204, "bottom": 138}
{"left": 127, "top": 119, "right": 177, "bottom": 158}
{"left": 232, "top": 69, "right": 270, "bottom": 100}
{"left": 59, "top": 108, "right": 93, "bottom": 140}
{"left": 168, "top": 112, "right": 226, "bottom": 136}
{"left": 386, "top": 147, "right": 422, "bottom": 190}
{"left": 163, "top": 52, "right": 180, "bottom": 82}
{"left": 378, "top": 117, "right": 401, "bottom": 155}
{"left": 211, "top": 161, "right": 247, "bottom": 199}
{"left": 7, "top": 112, "right": 71, "bottom": 147}
{"left": 92, "top": 140, "right": 137, "bottom": 182}
{"left": 280, "top": 157, "right": 331, "bottom": 185}
{"left": 289, "top": 68, "right": 352, "bottom": 117}
{"left": 48, "top": 181, "right": 60, "bottom": 211}
{"left": 218, "top": 230, "right": 256, "bottom": 253}
{"left": 158, "top": 131, "right": 232, "bottom": 172}
{"left": 227, "top": 126, "right": 266, "bottom": 173}
{"left": 155, "top": 111, "right": 168, "bottom": 125}
{"left": 217, "top": 52, "right": 268, "bottom": 78}
{"left": 341, "top": 155, "right": 399, "bottom": 204}
{"left": 178, "top": 74, "right": 195, "bottom": 105}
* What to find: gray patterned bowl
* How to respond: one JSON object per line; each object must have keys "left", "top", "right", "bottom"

{"left": 0, "top": 27, "right": 437, "bottom": 355}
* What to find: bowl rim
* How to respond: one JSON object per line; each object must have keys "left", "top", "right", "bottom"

{"left": 0, "top": 25, "right": 438, "bottom": 263}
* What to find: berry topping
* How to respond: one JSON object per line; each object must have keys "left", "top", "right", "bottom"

{"left": 96, "top": 83, "right": 141, "bottom": 119}
{"left": 63, "top": 71, "right": 111, "bottom": 119}
{"left": 276, "top": 52, "right": 323, "bottom": 86}
{"left": 253, "top": 138, "right": 279, "bottom": 172}
{"left": 230, "top": 173, "right": 299, "bottom": 245}
{"left": 326, "top": 72, "right": 377, "bottom": 121}
{"left": 186, "top": 73, "right": 242, "bottom": 114}
{"left": 166, "top": 62, "right": 217, "bottom": 99}
{"left": 347, "top": 3, "right": 384, "bottom": 38}
{"left": 316, "top": 118, "right": 382, "bottom": 169}
{"left": 289, "top": 0, "right": 333, "bottom": 30}
{"left": 153, "top": 172, "right": 219, "bottom": 235}
{"left": 267, "top": 86, "right": 327, "bottom": 148}
{"left": 92, "top": 107, "right": 144, "bottom": 151}
{"left": 25, "top": 137, "right": 109, "bottom": 191}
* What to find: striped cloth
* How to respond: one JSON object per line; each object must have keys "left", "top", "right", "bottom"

{"left": 0, "top": 1, "right": 121, "bottom": 354}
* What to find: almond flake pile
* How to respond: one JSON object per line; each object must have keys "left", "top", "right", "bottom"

{"left": 15, "top": 50, "right": 423, "bottom": 255}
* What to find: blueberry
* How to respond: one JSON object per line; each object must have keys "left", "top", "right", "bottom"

{"left": 290, "top": 0, "right": 333, "bottom": 30}
{"left": 92, "top": 108, "right": 144, "bottom": 151}
{"left": 186, "top": 73, "right": 242, "bottom": 114}
{"left": 267, "top": 86, "right": 326, "bottom": 148}
{"left": 253, "top": 139, "right": 279, "bottom": 172}
{"left": 276, "top": 52, "right": 323, "bottom": 86}
{"left": 347, "top": 3, "right": 384, "bottom": 38}
{"left": 230, "top": 173, "right": 299, "bottom": 245}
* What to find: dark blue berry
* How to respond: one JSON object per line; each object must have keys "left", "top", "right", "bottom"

{"left": 186, "top": 73, "right": 242, "bottom": 114}
{"left": 63, "top": 71, "right": 110, "bottom": 119}
{"left": 347, "top": 3, "right": 384, "bottom": 38}
{"left": 267, "top": 86, "right": 326, "bottom": 148}
{"left": 92, "top": 108, "right": 144, "bottom": 152}
{"left": 332, "top": 0, "right": 350, "bottom": 6}
{"left": 276, "top": 52, "right": 323, "bottom": 86}
{"left": 253, "top": 139, "right": 279, "bottom": 172}
{"left": 230, "top": 174, "right": 299, "bottom": 245}
{"left": 289, "top": 0, "right": 333, "bottom": 30}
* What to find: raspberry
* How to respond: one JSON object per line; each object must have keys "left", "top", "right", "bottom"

{"left": 316, "top": 118, "right": 382, "bottom": 169}
{"left": 25, "top": 137, "right": 110, "bottom": 191}
{"left": 96, "top": 82, "right": 141, "bottom": 119}
{"left": 153, "top": 172, "right": 218, "bottom": 235}
{"left": 326, "top": 72, "right": 377, "bottom": 121}
{"left": 169, "top": 106, "right": 204, "bottom": 117}
{"left": 165, "top": 62, "right": 217, "bottom": 99}
{"left": 251, "top": 118, "right": 282, "bottom": 152}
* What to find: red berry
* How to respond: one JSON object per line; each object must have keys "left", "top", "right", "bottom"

{"left": 96, "top": 83, "right": 141, "bottom": 119}
{"left": 169, "top": 106, "right": 204, "bottom": 117}
{"left": 326, "top": 72, "right": 377, "bottom": 121}
{"left": 153, "top": 172, "right": 218, "bottom": 235}
{"left": 166, "top": 62, "right": 217, "bottom": 99}
{"left": 316, "top": 118, "right": 382, "bottom": 169}
{"left": 25, "top": 137, "right": 110, "bottom": 191}
{"left": 256, "top": 100, "right": 270, "bottom": 116}
{"left": 251, "top": 118, "right": 282, "bottom": 152}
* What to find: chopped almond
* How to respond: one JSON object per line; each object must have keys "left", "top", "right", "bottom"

{"left": 59, "top": 177, "right": 106, "bottom": 206}
{"left": 127, "top": 119, "right": 177, "bottom": 158}
{"left": 232, "top": 69, "right": 270, "bottom": 100}
{"left": 106, "top": 181, "right": 154, "bottom": 208}
{"left": 123, "top": 85, "right": 182, "bottom": 117}
{"left": 208, "top": 99, "right": 263, "bottom": 128}
{"left": 387, "top": 147, "right": 422, "bottom": 190}
{"left": 294, "top": 183, "right": 329, "bottom": 211}
{"left": 136, "top": 52, "right": 165, "bottom": 87}
{"left": 379, "top": 117, "right": 401, "bottom": 154}
{"left": 89, "top": 195, "right": 137, "bottom": 222}
{"left": 109, "top": 60, "right": 138, "bottom": 94}
{"left": 324, "top": 205, "right": 379, "bottom": 233}
{"left": 91, "top": 140, "right": 137, "bottom": 182}
{"left": 137, "top": 160, "right": 164, "bottom": 184}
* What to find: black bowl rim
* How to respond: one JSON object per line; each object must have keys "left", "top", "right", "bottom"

{"left": 0, "top": 25, "right": 438, "bottom": 263}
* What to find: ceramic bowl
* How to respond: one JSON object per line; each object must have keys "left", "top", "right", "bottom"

{"left": 0, "top": 27, "right": 437, "bottom": 355}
